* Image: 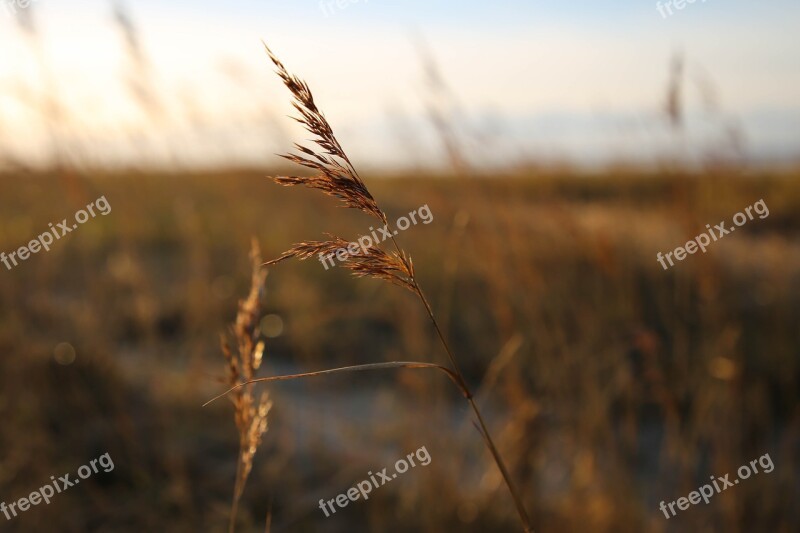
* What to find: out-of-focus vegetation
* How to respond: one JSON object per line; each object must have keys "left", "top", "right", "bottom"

{"left": 0, "top": 169, "right": 797, "bottom": 532}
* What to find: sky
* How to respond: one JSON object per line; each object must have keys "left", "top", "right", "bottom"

{"left": 0, "top": 0, "right": 798, "bottom": 169}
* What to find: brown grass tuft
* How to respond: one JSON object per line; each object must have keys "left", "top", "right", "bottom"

{"left": 221, "top": 238, "right": 273, "bottom": 533}
{"left": 264, "top": 234, "right": 416, "bottom": 292}
{"left": 256, "top": 44, "right": 534, "bottom": 532}
{"left": 263, "top": 43, "right": 385, "bottom": 222}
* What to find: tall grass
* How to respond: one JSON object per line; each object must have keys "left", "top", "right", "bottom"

{"left": 207, "top": 44, "right": 534, "bottom": 532}
{"left": 218, "top": 240, "right": 272, "bottom": 533}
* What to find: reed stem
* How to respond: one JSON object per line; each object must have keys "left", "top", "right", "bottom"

{"left": 412, "top": 280, "right": 533, "bottom": 533}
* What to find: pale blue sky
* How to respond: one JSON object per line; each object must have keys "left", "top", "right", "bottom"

{"left": 0, "top": 0, "right": 797, "bottom": 168}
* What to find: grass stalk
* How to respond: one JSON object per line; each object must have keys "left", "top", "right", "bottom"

{"left": 224, "top": 42, "right": 536, "bottom": 532}
{"left": 411, "top": 278, "right": 533, "bottom": 532}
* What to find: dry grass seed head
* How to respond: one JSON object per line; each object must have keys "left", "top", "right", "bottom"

{"left": 263, "top": 43, "right": 385, "bottom": 222}
{"left": 263, "top": 45, "right": 420, "bottom": 292}
{"left": 222, "top": 239, "right": 272, "bottom": 500}
{"left": 264, "top": 235, "right": 416, "bottom": 292}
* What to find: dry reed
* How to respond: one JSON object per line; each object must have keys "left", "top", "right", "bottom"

{"left": 260, "top": 43, "right": 533, "bottom": 532}
{"left": 207, "top": 43, "right": 534, "bottom": 532}
{"left": 220, "top": 239, "right": 272, "bottom": 533}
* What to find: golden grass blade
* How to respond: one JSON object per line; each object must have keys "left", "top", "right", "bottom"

{"left": 204, "top": 361, "right": 468, "bottom": 407}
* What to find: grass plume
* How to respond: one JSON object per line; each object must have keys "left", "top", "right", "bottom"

{"left": 264, "top": 44, "right": 385, "bottom": 222}
{"left": 257, "top": 43, "right": 534, "bottom": 532}
{"left": 221, "top": 239, "right": 273, "bottom": 533}
{"left": 264, "top": 234, "right": 416, "bottom": 292}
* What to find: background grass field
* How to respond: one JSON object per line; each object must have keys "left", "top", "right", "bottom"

{"left": 0, "top": 168, "right": 797, "bottom": 532}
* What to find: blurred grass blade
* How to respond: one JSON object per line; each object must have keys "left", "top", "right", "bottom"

{"left": 204, "top": 361, "right": 468, "bottom": 407}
